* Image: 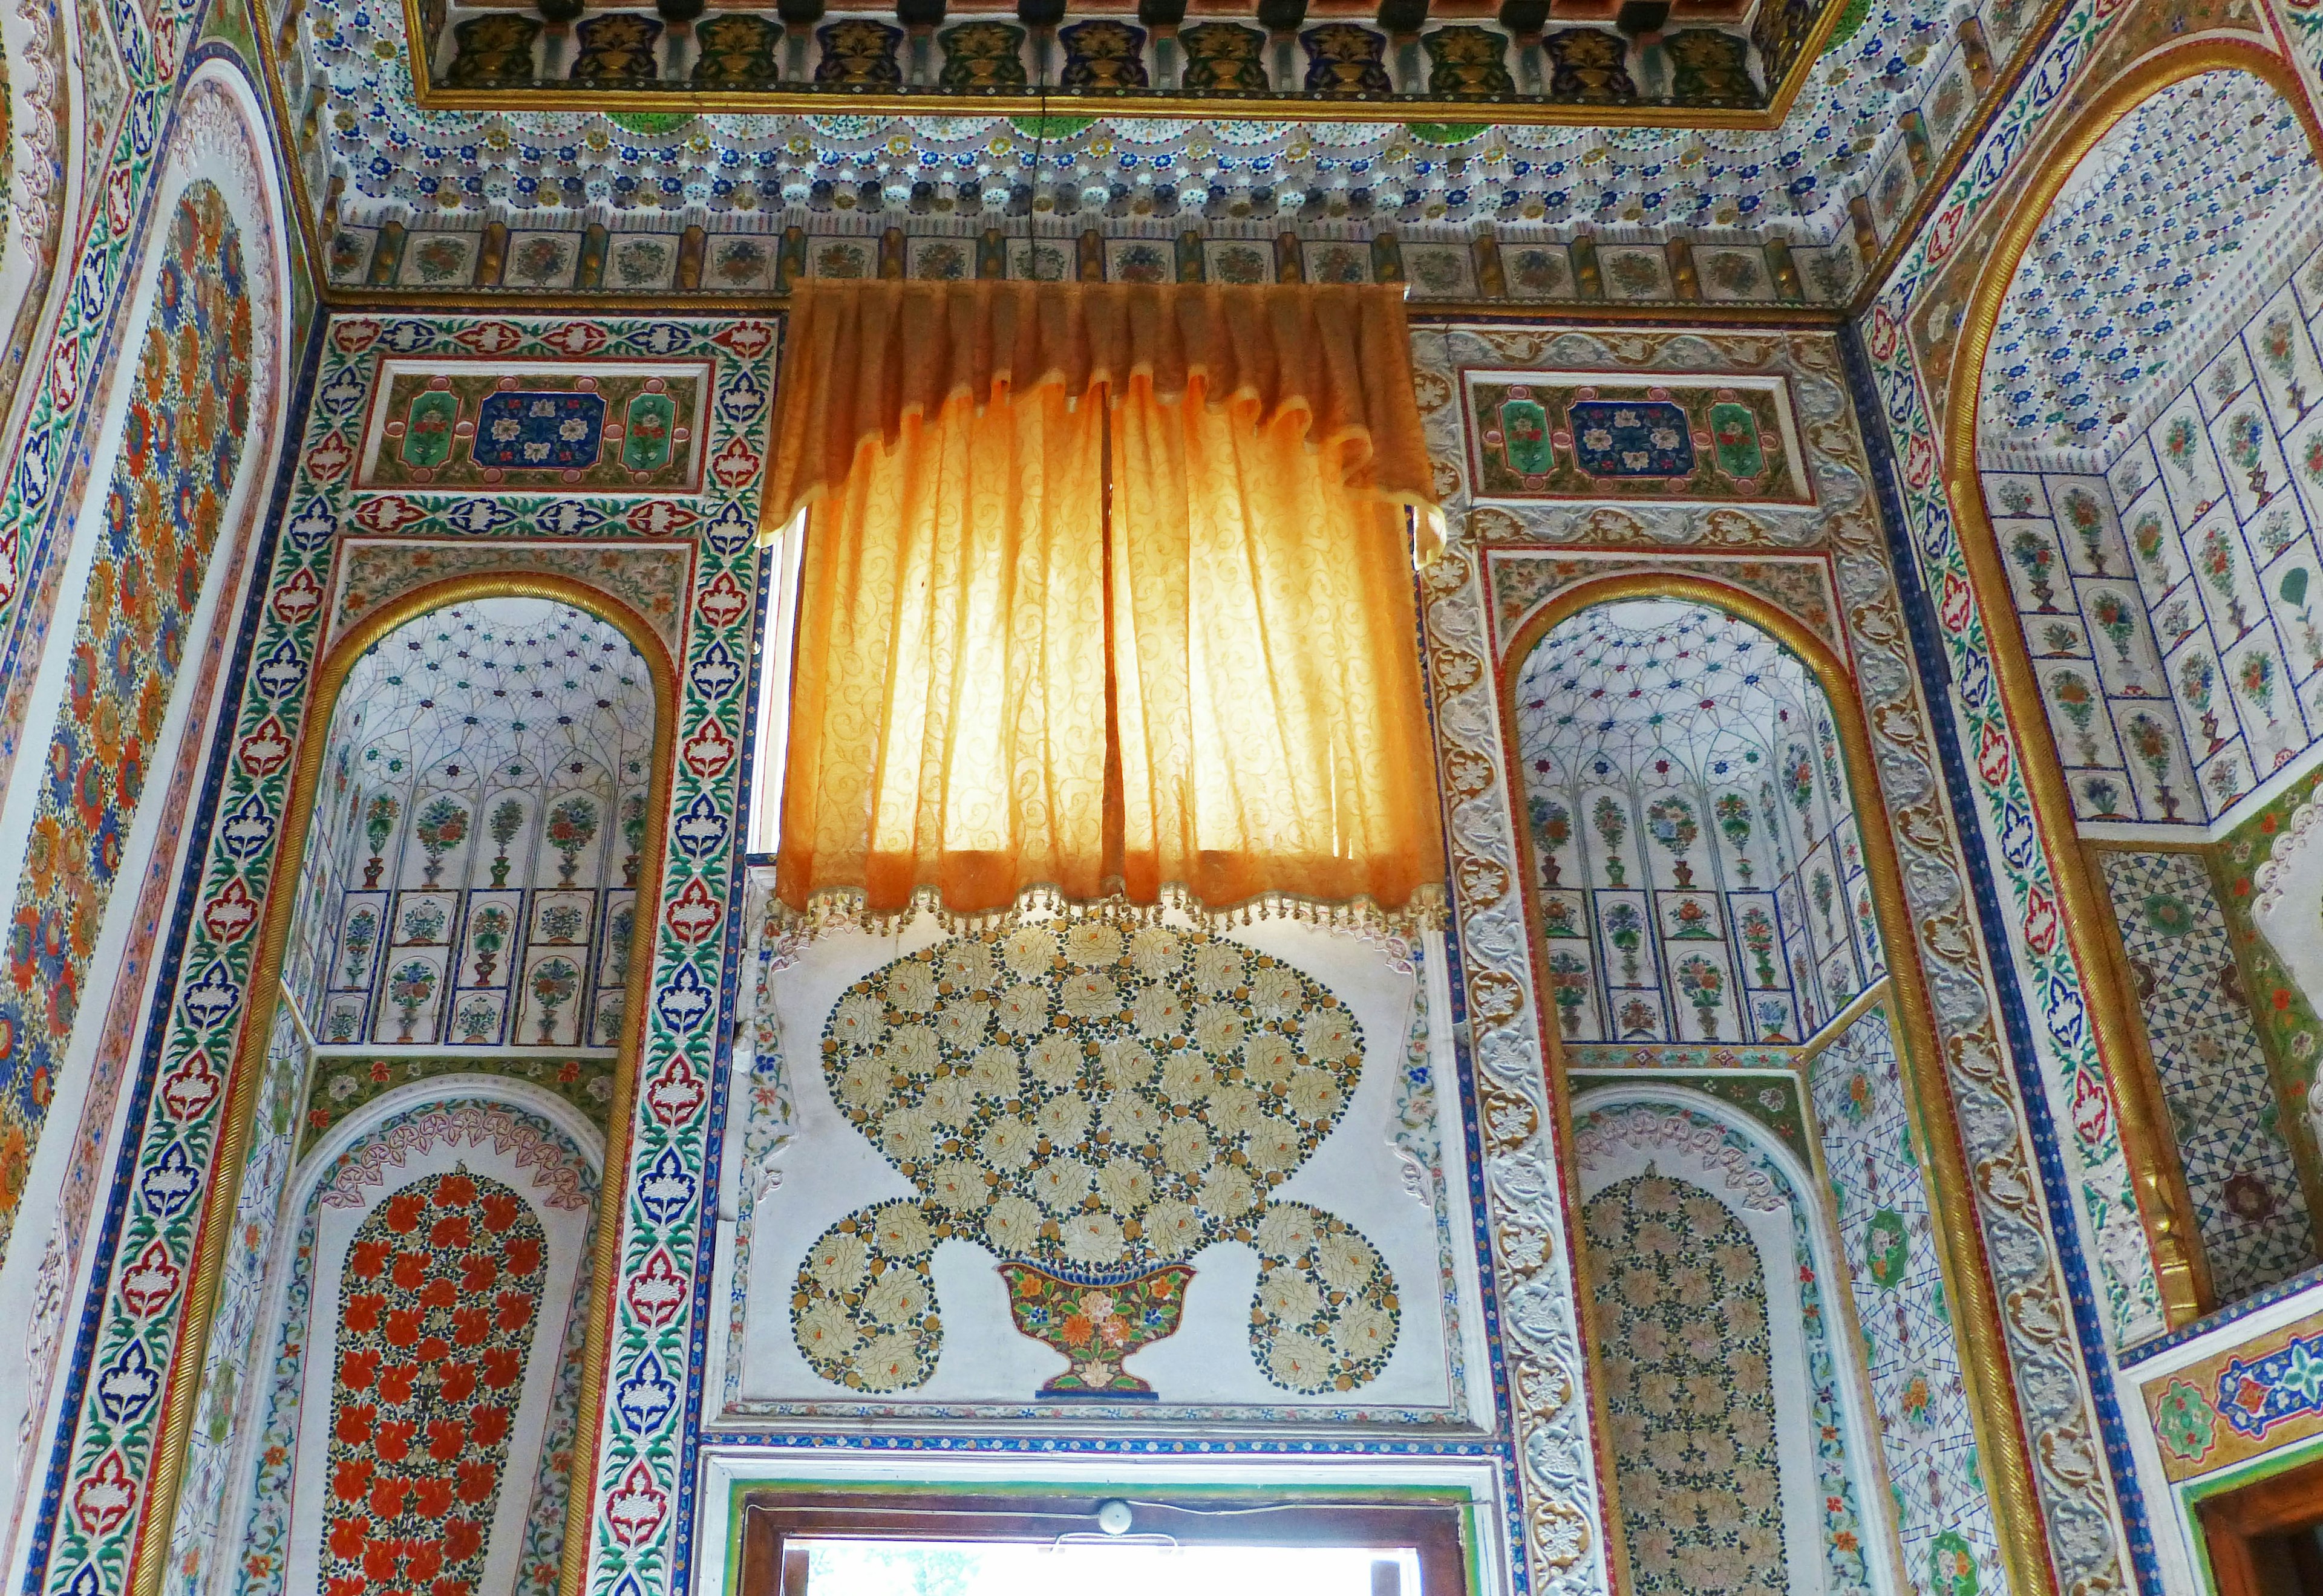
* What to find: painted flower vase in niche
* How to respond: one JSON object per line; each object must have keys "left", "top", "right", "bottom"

{"left": 488, "top": 796, "right": 524, "bottom": 887}
{"left": 794, "top": 920, "right": 1400, "bottom": 1402}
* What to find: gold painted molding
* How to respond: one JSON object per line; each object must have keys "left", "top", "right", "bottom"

{"left": 1934, "top": 34, "right": 2323, "bottom": 1331}
{"left": 124, "top": 572, "right": 681, "bottom": 1596}
{"left": 1493, "top": 570, "right": 2062, "bottom": 1596}
{"left": 305, "top": 287, "right": 1855, "bottom": 324}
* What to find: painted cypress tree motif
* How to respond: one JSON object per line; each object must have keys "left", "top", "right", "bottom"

{"left": 488, "top": 797, "right": 525, "bottom": 888}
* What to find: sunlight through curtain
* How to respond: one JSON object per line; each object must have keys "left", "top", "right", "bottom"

{"left": 764, "top": 279, "right": 1442, "bottom": 927}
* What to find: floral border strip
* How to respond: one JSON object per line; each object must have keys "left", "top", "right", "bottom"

{"left": 0, "top": 0, "right": 197, "bottom": 693}
{"left": 2267, "top": 0, "right": 2323, "bottom": 123}
{"left": 31, "top": 311, "right": 769, "bottom": 1596}
{"left": 1417, "top": 478, "right": 1609, "bottom": 1593}
{"left": 1845, "top": 317, "right": 2158, "bottom": 1596}
{"left": 1415, "top": 321, "right": 2144, "bottom": 1596}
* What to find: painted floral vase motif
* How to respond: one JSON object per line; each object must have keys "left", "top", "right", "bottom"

{"left": 995, "top": 1260, "right": 1195, "bottom": 1399}
{"left": 792, "top": 919, "right": 1401, "bottom": 1402}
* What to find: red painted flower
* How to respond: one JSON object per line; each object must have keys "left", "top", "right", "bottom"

{"left": 323, "top": 1171, "right": 548, "bottom": 1596}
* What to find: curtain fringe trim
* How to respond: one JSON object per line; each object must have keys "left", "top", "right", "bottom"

{"left": 768, "top": 881, "right": 1447, "bottom": 950}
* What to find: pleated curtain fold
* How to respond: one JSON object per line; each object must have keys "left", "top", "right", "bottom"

{"left": 765, "top": 278, "right": 1445, "bottom": 925}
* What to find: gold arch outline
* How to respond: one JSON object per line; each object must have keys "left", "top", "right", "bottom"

{"left": 1936, "top": 35, "right": 2323, "bottom": 1329}
{"left": 1494, "top": 570, "right": 2060, "bottom": 1596}
{"left": 128, "top": 571, "right": 681, "bottom": 1596}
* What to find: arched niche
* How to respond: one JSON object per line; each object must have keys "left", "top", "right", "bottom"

{"left": 1974, "top": 66, "right": 2323, "bottom": 828}
{"left": 1956, "top": 59, "right": 2323, "bottom": 1309}
{"left": 1569, "top": 1090, "right": 1895, "bottom": 1596}
{"left": 1503, "top": 580, "right": 2022, "bottom": 1596}
{"left": 286, "top": 597, "right": 656, "bottom": 1059}
{"left": 1510, "top": 596, "right": 1883, "bottom": 1048}
{"left": 221, "top": 1087, "right": 602, "bottom": 1596}
{"left": 165, "top": 583, "right": 673, "bottom": 1596}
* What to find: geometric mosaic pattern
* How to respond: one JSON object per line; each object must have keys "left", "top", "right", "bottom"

{"left": 2097, "top": 847, "right": 2316, "bottom": 1300}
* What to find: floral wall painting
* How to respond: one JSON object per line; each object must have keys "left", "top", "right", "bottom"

{"left": 1463, "top": 371, "right": 1815, "bottom": 506}
{"left": 0, "top": 179, "right": 251, "bottom": 1251}
{"left": 1515, "top": 599, "right": 1882, "bottom": 1047}
{"left": 225, "top": 1097, "right": 601, "bottom": 1596}
{"left": 159, "top": 588, "right": 657, "bottom": 1596}
{"left": 1975, "top": 73, "right": 2323, "bottom": 827}
{"left": 1571, "top": 1094, "right": 1892, "bottom": 1596}
{"left": 281, "top": 598, "right": 656, "bottom": 1058}
{"left": 727, "top": 912, "right": 1489, "bottom": 1424}
{"left": 1958, "top": 57, "right": 2323, "bottom": 1321}
{"left": 354, "top": 360, "right": 714, "bottom": 495}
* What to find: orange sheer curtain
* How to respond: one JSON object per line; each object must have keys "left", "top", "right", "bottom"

{"left": 765, "top": 278, "right": 1443, "bottom": 924}
{"left": 1109, "top": 375, "right": 1442, "bottom": 916}
{"left": 776, "top": 380, "right": 1109, "bottom": 912}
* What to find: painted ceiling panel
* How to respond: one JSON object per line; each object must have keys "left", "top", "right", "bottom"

{"left": 283, "top": 0, "right": 2011, "bottom": 290}
{"left": 1512, "top": 596, "right": 1829, "bottom": 785}
{"left": 330, "top": 596, "right": 656, "bottom": 789}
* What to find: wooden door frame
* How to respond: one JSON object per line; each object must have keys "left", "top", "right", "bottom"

{"left": 2199, "top": 1452, "right": 2323, "bottom": 1596}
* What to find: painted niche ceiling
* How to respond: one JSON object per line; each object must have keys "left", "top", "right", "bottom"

{"left": 291, "top": 0, "right": 1998, "bottom": 267}
{"left": 1514, "top": 596, "right": 1822, "bottom": 781}
{"left": 1977, "top": 70, "right": 2323, "bottom": 474}
{"left": 330, "top": 597, "right": 655, "bottom": 789}
{"left": 1510, "top": 600, "right": 1882, "bottom": 1047}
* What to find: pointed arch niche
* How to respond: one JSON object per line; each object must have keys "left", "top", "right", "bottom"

{"left": 1509, "top": 596, "right": 1881, "bottom": 1047}
{"left": 1503, "top": 581, "right": 2031, "bottom": 1596}
{"left": 158, "top": 580, "right": 674, "bottom": 1596}
{"left": 1569, "top": 1089, "right": 1891, "bottom": 1596}
{"left": 1946, "top": 49, "right": 2323, "bottom": 1310}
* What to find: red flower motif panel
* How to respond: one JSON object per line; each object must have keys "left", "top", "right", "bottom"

{"left": 324, "top": 1171, "right": 546, "bottom": 1596}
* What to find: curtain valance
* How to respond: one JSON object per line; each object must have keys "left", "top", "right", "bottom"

{"left": 763, "top": 278, "right": 1436, "bottom": 534}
